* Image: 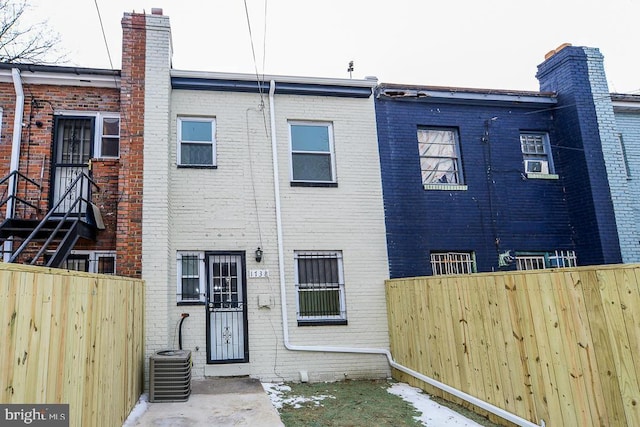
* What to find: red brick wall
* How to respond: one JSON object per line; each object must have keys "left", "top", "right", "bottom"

{"left": 117, "top": 13, "right": 146, "bottom": 278}
{"left": 0, "top": 81, "right": 121, "bottom": 260}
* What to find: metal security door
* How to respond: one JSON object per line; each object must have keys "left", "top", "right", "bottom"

{"left": 51, "top": 117, "right": 93, "bottom": 214}
{"left": 206, "top": 253, "right": 248, "bottom": 363}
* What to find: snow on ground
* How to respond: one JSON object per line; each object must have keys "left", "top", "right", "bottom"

{"left": 263, "top": 382, "right": 483, "bottom": 427}
{"left": 387, "top": 383, "right": 483, "bottom": 426}
{"left": 262, "top": 383, "right": 336, "bottom": 409}
{"left": 122, "top": 393, "right": 149, "bottom": 427}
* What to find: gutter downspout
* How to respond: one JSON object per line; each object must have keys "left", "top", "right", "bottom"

{"left": 268, "top": 80, "right": 544, "bottom": 427}
{"left": 4, "top": 68, "right": 25, "bottom": 261}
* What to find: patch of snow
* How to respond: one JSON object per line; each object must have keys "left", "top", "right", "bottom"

{"left": 387, "top": 383, "right": 483, "bottom": 426}
{"left": 122, "top": 393, "right": 149, "bottom": 427}
{"left": 263, "top": 382, "right": 335, "bottom": 409}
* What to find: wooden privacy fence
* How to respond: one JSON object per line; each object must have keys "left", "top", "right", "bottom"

{"left": 386, "top": 264, "right": 640, "bottom": 427}
{"left": 0, "top": 263, "right": 144, "bottom": 427}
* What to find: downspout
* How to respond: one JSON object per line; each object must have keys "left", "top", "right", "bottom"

{"left": 4, "top": 68, "right": 25, "bottom": 261}
{"left": 268, "top": 80, "right": 543, "bottom": 427}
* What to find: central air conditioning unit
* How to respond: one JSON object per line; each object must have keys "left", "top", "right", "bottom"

{"left": 525, "top": 159, "right": 549, "bottom": 174}
{"left": 149, "top": 350, "right": 192, "bottom": 402}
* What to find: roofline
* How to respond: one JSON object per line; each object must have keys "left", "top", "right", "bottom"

{"left": 611, "top": 93, "right": 640, "bottom": 112}
{"left": 376, "top": 84, "right": 557, "bottom": 106}
{"left": 171, "top": 69, "right": 378, "bottom": 88}
{"left": 0, "top": 63, "right": 120, "bottom": 88}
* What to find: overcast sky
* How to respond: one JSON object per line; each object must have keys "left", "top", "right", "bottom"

{"left": 29, "top": 0, "right": 639, "bottom": 93}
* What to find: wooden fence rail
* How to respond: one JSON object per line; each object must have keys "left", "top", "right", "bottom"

{"left": 386, "top": 264, "right": 640, "bottom": 427}
{"left": 0, "top": 263, "right": 144, "bottom": 427}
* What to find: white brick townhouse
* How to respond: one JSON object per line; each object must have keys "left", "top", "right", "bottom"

{"left": 132, "top": 10, "right": 391, "bottom": 382}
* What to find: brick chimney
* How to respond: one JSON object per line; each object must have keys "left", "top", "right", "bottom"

{"left": 536, "top": 46, "right": 622, "bottom": 265}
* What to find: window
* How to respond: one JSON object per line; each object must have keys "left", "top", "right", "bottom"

{"left": 516, "top": 250, "right": 577, "bottom": 270}
{"left": 178, "top": 118, "right": 216, "bottom": 167}
{"left": 98, "top": 116, "right": 120, "bottom": 158}
{"left": 618, "top": 133, "right": 632, "bottom": 179}
{"left": 294, "top": 251, "right": 346, "bottom": 325}
{"left": 177, "top": 252, "right": 205, "bottom": 303}
{"left": 430, "top": 252, "right": 475, "bottom": 275}
{"left": 289, "top": 122, "right": 336, "bottom": 185}
{"left": 418, "top": 128, "right": 464, "bottom": 187}
{"left": 520, "top": 132, "right": 555, "bottom": 176}
{"left": 54, "top": 112, "right": 120, "bottom": 159}
{"left": 55, "top": 251, "right": 116, "bottom": 274}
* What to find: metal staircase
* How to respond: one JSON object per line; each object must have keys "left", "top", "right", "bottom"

{"left": 0, "top": 171, "right": 102, "bottom": 267}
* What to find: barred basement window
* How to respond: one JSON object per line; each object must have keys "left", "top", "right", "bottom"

{"left": 516, "top": 250, "right": 577, "bottom": 270}
{"left": 430, "top": 251, "right": 476, "bottom": 275}
{"left": 294, "top": 251, "right": 346, "bottom": 325}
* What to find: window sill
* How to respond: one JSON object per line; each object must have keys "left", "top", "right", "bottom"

{"left": 423, "top": 184, "right": 468, "bottom": 191}
{"left": 526, "top": 173, "right": 559, "bottom": 180}
{"left": 177, "top": 301, "right": 205, "bottom": 306}
{"left": 297, "top": 319, "right": 348, "bottom": 326}
{"left": 291, "top": 182, "right": 338, "bottom": 188}
{"left": 177, "top": 164, "right": 217, "bottom": 169}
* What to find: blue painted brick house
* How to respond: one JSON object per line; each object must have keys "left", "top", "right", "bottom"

{"left": 375, "top": 44, "right": 626, "bottom": 278}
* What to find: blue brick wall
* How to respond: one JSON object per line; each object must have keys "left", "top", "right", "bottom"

{"left": 613, "top": 110, "right": 640, "bottom": 261}
{"left": 375, "top": 95, "right": 576, "bottom": 278}
{"left": 536, "top": 46, "right": 622, "bottom": 265}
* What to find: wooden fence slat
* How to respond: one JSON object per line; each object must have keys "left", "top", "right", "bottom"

{"left": 616, "top": 267, "right": 640, "bottom": 426}
{"left": 0, "top": 264, "right": 144, "bottom": 427}
{"left": 552, "top": 271, "right": 594, "bottom": 426}
{"left": 387, "top": 264, "right": 640, "bottom": 426}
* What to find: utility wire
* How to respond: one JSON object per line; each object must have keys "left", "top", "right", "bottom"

{"left": 243, "top": 0, "right": 266, "bottom": 106}
{"left": 93, "top": 0, "right": 118, "bottom": 87}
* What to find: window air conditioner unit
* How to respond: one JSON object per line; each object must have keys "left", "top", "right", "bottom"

{"left": 525, "top": 160, "right": 549, "bottom": 174}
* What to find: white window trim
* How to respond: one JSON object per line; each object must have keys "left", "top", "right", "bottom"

{"left": 176, "top": 251, "right": 206, "bottom": 303}
{"left": 520, "top": 132, "right": 558, "bottom": 179}
{"left": 97, "top": 114, "right": 120, "bottom": 159}
{"left": 294, "top": 250, "right": 346, "bottom": 323}
{"left": 49, "top": 250, "right": 116, "bottom": 274}
{"left": 177, "top": 117, "right": 217, "bottom": 167}
{"left": 54, "top": 110, "right": 120, "bottom": 159}
{"left": 288, "top": 121, "right": 337, "bottom": 184}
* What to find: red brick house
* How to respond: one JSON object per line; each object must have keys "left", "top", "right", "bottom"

{"left": 0, "top": 12, "right": 144, "bottom": 277}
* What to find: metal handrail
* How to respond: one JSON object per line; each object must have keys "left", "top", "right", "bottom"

{"left": 8, "top": 172, "right": 99, "bottom": 264}
{"left": 0, "top": 170, "right": 43, "bottom": 214}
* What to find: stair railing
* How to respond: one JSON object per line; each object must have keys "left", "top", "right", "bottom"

{"left": 8, "top": 172, "right": 99, "bottom": 264}
{"left": 0, "top": 170, "right": 43, "bottom": 216}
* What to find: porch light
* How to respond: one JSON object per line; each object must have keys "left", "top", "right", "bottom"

{"left": 255, "top": 247, "right": 263, "bottom": 263}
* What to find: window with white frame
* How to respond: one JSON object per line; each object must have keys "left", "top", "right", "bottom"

{"left": 430, "top": 251, "right": 475, "bottom": 275}
{"left": 289, "top": 121, "right": 336, "bottom": 184}
{"left": 418, "top": 127, "right": 464, "bottom": 186}
{"left": 177, "top": 117, "right": 216, "bottom": 167}
{"left": 520, "top": 132, "right": 555, "bottom": 175}
{"left": 98, "top": 116, "right": 120, "bottom": 158}
{"left": 294, "top": 251, "right": 346, "bottom": 325}
{"left": 55, "top": 251, "right": 116, "bottom": 274}
{"left": 516, "top": 250, "right": 577, "bottom": 270}
{"left": 55, "top": 112, "right": 120, "bottom": 159}
{"left": 177, "top": 252, "right": 205, "bottom": 303}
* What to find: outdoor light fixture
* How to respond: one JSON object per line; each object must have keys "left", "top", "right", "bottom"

{"left": 255, "top": 247, "right": 263, "bottom": 263}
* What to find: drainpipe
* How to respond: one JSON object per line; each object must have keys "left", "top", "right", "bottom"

{"left": 268, "top": 80, "right": 543, "bottom": 427}
{"left": 3, "top": 68, "right": 24, "bottom": 261}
